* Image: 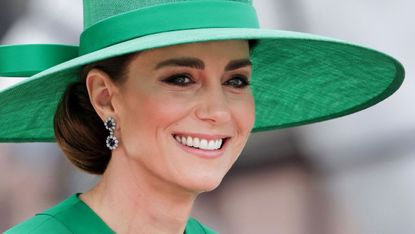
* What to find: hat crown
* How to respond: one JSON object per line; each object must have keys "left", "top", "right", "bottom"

{"left": 83, "top": 0, "right": 253, "bottom": 28}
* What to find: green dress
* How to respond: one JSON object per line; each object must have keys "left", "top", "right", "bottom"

{"left": 4, "top": 194, "right": 217, "bottom": 234}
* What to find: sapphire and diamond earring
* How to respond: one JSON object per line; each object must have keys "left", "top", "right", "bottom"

{"left": 104, "top": 116, "right": 119, "bottom": 150}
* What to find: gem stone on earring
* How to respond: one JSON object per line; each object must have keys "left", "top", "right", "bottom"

{"left": 104, "top": 116, "right": 116, "bottom": 131}
{"left": 106, "top": 134, "right": 119, "bottom": 150}
{"left": 104, "top": 116, "right": 119, "bottom": 150}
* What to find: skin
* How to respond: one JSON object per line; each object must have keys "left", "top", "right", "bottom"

{"left": 81, "top": 40, "right": 255, "bottom": 234}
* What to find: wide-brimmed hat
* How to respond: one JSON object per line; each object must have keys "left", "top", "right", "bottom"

{"left": 0, "top": 0, "right": 405, "bottom": 142}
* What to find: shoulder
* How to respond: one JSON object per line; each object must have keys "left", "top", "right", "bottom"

{"left": 4, "top": 194, "right": 81, "bottom": 234}
{"left": 186, "top": 217, "right": 218, "bottom": 234}
{"left": 4, "top": 214, "right": 71, "bottom": 234}
{"left": 3, "top": 193, "right": 103, "bottom": 234}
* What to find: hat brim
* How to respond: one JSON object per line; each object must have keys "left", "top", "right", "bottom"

{"left": 0, "top": 28, "right": 404, "bottom": 142}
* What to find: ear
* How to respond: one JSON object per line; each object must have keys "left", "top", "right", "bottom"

{"left": 85, "top": 69, "right": 118, "bottom": 121}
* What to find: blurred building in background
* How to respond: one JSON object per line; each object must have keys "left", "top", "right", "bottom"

{"left": 1, "top": 1, "right": 414, "bottom": 233}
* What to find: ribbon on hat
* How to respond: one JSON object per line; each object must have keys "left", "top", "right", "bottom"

{"left": 79, "top": 0, "right": 259, "bottom": 55}
{"left": 0, "top": 0, "right": 258, "bottom": 77}
{"left": 0, "top": 44, "right": 78, "bottom": 77}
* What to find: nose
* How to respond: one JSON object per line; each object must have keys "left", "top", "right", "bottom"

{"left": 195, "top": 85, "right": 231, "bottom": 125}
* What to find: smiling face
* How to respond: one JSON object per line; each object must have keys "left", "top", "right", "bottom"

{"left": 111, "top": 40, "right": 255, "bottom": 193}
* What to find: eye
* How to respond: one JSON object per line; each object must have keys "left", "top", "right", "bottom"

{"left": 161, "top": 73, "right": 194, "bottom": 87}
{"left": 224, "top": 75, "right": 250, "bottom": 89}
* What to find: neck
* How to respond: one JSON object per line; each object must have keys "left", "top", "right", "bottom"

{"left": 80, "top": 149, "right": 197, "bottom": 234}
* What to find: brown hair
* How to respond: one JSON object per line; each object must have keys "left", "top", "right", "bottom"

{"left": 54, "top": 40, "right": 259, "bottom": 175}
{"left": 54, "top": 53, "right": 137, "bottom": 174}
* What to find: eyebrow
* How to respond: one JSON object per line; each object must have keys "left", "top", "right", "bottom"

{"left": 154, "top": 57, "right": 252, "bottom": 71}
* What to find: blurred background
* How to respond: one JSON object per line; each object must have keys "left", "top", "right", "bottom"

{"left": 0, "top": 0, "right": 414, "bottom": 233}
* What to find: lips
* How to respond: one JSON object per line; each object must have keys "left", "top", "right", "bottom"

{"left": 173, "top": 134, "right": 228, "bottom": 151}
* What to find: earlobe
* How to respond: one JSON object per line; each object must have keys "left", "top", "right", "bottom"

{"left": 85, "top": 69, "right": 117, "bottom": 121}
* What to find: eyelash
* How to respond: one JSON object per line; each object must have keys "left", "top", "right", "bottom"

{"left": 161, "top": 73, "right": 250, "bottom": 89}
{"left": 162, "top": 74, "right": 194, "bottom": 87}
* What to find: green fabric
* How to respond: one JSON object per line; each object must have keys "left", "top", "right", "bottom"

{"left": 0, "top": 44, "right": 78, "bottom": 77}
{"left": 4, "top": 194, "right": 217, "bottom": 234}
{"left": 80, "top": 0, "right": 259, "bottom": 54}
{"left": 0, "top": 0, "right": 405, "bottom": 142}
{"left": 4, "top": 215, "right": 73, "bottom": 234}
{"left": 82, "top": 0, "right": 252, "bottom": 28}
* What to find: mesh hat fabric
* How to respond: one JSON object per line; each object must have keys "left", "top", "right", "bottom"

{"left": 0, "top": 0, "right": 405, "bottom": 142}
{"left": 83, "top": 0, "right": 252, "bottom": 28}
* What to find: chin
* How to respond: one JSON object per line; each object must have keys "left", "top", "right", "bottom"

{"left": 183, "top": 173, "right": 225, "bottom": 193}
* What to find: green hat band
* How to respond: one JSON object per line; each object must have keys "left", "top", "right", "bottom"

{"left": 79, "top": 0, "right": 259, "bottom": 55}
{"left": 0, "top": 44, "right": 78, "bottom": 77}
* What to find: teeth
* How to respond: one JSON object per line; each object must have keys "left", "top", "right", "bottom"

{"left": 200, "top": 139, "right": 208, "bottom": 149}
{"left": 217, "top": 139, "right": 223, "bottom": 149}
{"left": 174, "top": 135, "right": 224, "bottom": 150}
{"left": 187, "top": 136, "right": 193, "bottom": 147}
{"left": 208, "top": 140, "right": 215, "bottom": 150}
{"left": 193, "top": 138, "right": 200, "bottom": 148}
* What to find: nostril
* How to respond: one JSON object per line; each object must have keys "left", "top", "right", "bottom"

{"left": 194, "top": 95, "right": 231, "bottom": 123}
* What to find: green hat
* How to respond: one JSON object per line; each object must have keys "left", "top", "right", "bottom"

{"left": 0, "top": 0, "right": 405, "bottom": 142}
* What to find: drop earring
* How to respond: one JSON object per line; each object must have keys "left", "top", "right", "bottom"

{"left": 104, "top": 116, "right": 119, "bottom": 150}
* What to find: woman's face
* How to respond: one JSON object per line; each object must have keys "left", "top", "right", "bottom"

{"left": 113, "top": 40, "right": 255, "bottom": 193}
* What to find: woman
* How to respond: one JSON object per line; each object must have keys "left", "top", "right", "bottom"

{"left": 0, "top": 0, "right": 404, "bottom": 233}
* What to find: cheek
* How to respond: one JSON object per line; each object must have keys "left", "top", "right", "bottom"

{"left": 233, "top": 95, "right": 255, "bottom": 133}
{"left": 139, "top": 92, "right": 194, "bottom": 127}
{"left": 121, "top": 90, "right": 192, "bottom": 148}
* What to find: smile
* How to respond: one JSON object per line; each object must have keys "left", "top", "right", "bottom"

{"left": 173, "top": 134, "right": 227, "bottom": 151}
